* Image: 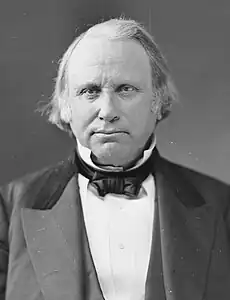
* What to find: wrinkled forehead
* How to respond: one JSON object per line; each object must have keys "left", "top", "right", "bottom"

{"left": 67, "top": 36, "right": 152, "bottom": 88}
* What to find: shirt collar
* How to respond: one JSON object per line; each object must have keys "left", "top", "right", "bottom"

{"left": 76, "top": 136, "right": 156, "bottom": 172}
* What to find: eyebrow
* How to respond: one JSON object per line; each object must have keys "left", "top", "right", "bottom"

{"left": 73, "top": 82, "right": 101, "bottom": 91}
{"left": 73, "top": 80, "right": 144, "bottom": 91}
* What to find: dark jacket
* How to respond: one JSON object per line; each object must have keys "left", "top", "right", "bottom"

{"left": 0, "top": 149, "right": 230, "bottom": 300}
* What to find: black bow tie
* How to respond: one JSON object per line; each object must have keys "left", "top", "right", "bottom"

{"left": 74, "top": 150, "right": 155, "bottom": 198}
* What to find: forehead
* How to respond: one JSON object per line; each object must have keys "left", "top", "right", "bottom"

{"left": 67, "top": 37, "right": 152, "bottom": 88}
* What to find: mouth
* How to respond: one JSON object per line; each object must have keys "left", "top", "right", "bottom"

{"left": 94, "top": 129, "right": 128, "bottom": 135}
{"left": 92, "top": 130, "right": 128, "bottom": 138}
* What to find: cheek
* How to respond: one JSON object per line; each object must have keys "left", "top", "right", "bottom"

{"left": 69, "top": 102, "right": 94, "bottom": 137}
{"left": 127, "top": 104, "right": 154, "bottom": 134}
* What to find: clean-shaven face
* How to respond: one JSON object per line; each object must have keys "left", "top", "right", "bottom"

{"left": 67, "top": 36, "right": 158, "bottom": 167}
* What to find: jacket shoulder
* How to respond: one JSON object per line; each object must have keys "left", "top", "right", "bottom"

{"left": 160, "top": 155, "right": 230, "bottom": 210}
{"left": 0, "top": 156, "right": 76, "bottom": 216}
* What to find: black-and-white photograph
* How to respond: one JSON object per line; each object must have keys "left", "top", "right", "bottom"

{"left": 0, "top": 1, "right": 230, "bottom": 299}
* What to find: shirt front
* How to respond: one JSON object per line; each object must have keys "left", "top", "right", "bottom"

{"left": 77, "top": 139, "right": 156, "bottom": 300}
{"left": 79, "top": 174, "right": 155, "bottom": 300}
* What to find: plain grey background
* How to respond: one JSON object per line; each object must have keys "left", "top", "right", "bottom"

{"left": 0, "top": 0, "right": 230, "bottom": 185}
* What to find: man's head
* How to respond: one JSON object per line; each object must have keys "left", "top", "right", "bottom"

{"left": 41, "top": 18, "right": 177, "bottom": 167}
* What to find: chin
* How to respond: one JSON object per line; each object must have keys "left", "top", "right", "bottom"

{"left": 92, "top": 143, "right": 132, "bottom": 166}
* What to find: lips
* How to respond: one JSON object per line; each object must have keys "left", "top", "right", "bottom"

{"left": 94, "top": 129, "right": 128, "bottom": 135}
{"left": 95, "top": 130, "right": 123, "bottom": 134}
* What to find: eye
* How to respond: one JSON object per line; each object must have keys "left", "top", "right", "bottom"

{"left": 80, "top": 85, "right": 101, "bottom": 99}
{"left": 117, "top": 84, "right": 137, "bottom": 94}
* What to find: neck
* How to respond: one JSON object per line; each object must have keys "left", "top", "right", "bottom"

{"left": 91, "top": 134, "right": 155, "bottom": 171}
{"left": 77, "top": 134, "right": 156, "bottom": 172}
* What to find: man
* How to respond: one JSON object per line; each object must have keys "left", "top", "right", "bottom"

{"left": 0, "top": 18, "right": 230, "bottom": 300}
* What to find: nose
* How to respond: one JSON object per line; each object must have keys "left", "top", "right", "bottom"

{"left": 98, "top": 92, "right": 120, "bottom": 122}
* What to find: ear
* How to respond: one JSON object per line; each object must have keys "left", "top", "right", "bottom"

{"left": 60, "top": 103, "right": 72, "bottom": 123}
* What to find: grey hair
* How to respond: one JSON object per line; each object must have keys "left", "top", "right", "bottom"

{"left": 39, "top": 17, "right": 178, "bottom": 135}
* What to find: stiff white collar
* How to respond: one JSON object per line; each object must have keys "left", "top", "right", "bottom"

{"left": 76, "top": 136, "right": 156, "bottom": 172}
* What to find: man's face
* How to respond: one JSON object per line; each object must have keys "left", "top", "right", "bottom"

{"left": 67, "top": 36, "right": 158, "bottom": 167}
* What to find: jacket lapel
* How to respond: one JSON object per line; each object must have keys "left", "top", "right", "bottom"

{"left": 151, "top": 157, "right": 218, "bottom": 300}
{"left": 21, "top": 175, "right": 104, "bottom": 300}
{"left": 145, "top": 198, "right": 166, "bottom": 300}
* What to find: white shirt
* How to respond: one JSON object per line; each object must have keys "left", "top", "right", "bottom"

{"left": 77, "top": 140, "right": 156, "bottom": 300}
